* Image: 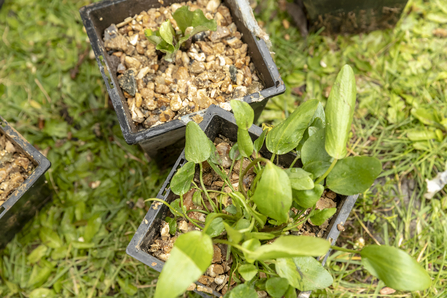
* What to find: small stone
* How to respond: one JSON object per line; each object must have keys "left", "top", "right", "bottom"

{"left": 316, "top": 197, "right": 336, "bottom": 210}
{"left": 160, "top": 222, "right": 170, "bottom": 237}
{"left": 214, "top": 275, "right": 225, "bottom": 285}
{"left": 137, "top": 66, "right": 150, "bottom": 79}
{"left": 135, "top": 93, "right": 143, "bottom": 107}
{"left": 380, "top": 287, "right": 396, "bottom": 295}
{"left": 192, "top": 114, "right": 203, "bottom": 123}
{"left": 212, "top": 244, "right": 222, "bottom": 263}
{"left": 5, "top": 141, "right": 15, "bottom": 153}
{"left": 186, "top": 283, "right": 196, "bottom": 291}
{"left": 337, "top": 223, "right": 345, "bottom": 232}
{"left": 225, "top": 37, "right": 243, "bottom": 49}
{"left": 117, "top": 63, "right": 126, "bottom": 74}
{"left": 182, "top": 51, "right": 190, "bottom": 66}
{"left": 125, "top": 56, "right": 141, "bottom": 69}
{"left": 156, "top": 84, "right": 170, "bottom": 94}
{"left": 224, "top": 57, "right": 233, "bottom": 65}
{"left": 170, "top": 94, "right": 182, "bottom": 111}
{"left": 118, "top": 70, "right": 137, "bottom": 96}
{"left": 188, "top": 51, "right": 206, "bottom": 62}
{"left": 173, "top": 67, "right": 190, "bottom": 80}
{"left": 136, "top": 43, "right": 145, "bottom": 54}
{"left": 234, "top": 58, "right": 245, "bottom": 69}
{"left": 282, "top": 19, "right": 290, "bottom": 29}
{"left": 196, "top": 285, "right": 213, "bottom": 294}
{"left": 206, "top": 0, "right": 220, "bottom": 12}
{"left": 209, "top": 26, "right": 230, "bottom": 42}
{"left": 178, "top": 220, "right": 188, "bottom": 233}
{"left": 217, "top": 6, "right": 232, "bottom": 25}
{"left": 200, "top": 42, "right": 214, "bottom": 56}
{"left": 160, "top": 108, "right": 175, "bottom": 122}
{"left": 326, "top": 190, "right": 337, "bottom": 199}
{"left": 198, "top": 275, "right": 214, "bottom": 285}
{"left": 143, "top": 114, "right": 159, "bottom": 127}
{"left": 229, "top": 65, "right": 237, "bottom": 83}
{"left": 140, "top": 88, "right": 154, "bottom": 100}
{"left": 104, "top": 35, "right": 129, "bottom": 52}
{"left": 104, "top": 24, "right": 119, "bottom": 41}
{"left": 236, "top": 73, "right": 244, "bottom": 85}
{"left": 257, "top": 291, "right": 268, "bottom": 298}
{"left": 189, "top": 61, "right": 206, "bottom": 74}
{"left": 212, "top": 43, "right": 226, "bottom": 54}
{"left": 196, "top": 89, "right": 212, "bottom": 109}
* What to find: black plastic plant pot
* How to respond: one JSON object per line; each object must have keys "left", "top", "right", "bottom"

{"left": 126, "top": 105, "right": 358, "bottom": 297}
{"left": 79, "top": 0, "right": 285, "bottom": 165}
{"left": 0, "top": 117, "right": 52, "bottom": 250}
{"left": 297, "top": 0, "right": 408, "bottom": 35}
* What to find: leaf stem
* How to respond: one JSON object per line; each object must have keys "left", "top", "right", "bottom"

{"left": 283, "top": 205, "right": 316, "bottom": 231}
{"left": 270, "top": 153, "right": 276, "bottom": 162}
{"left": 289, "top": 155, "right": 300, "bottom": 168}
{"left": 199, "top": 162, "right": 214, "bottom": 212}
{"left": 213, "top": 239, "right": 252, "bottom": 254}
{"left": 239, "top": 157, "right": 270, "bottom": 198}
{"left": 315, "top": 158, "right": 338, "bottom": 185}
{"left": 330, "top": 245, "right": 359, "bottom": 254}
{"left": 144, "top": 198, "right": 183, "bottom": 218}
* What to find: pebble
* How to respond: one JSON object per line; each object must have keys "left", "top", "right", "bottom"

{"left": 170, "top": 94, "right": 183, "bottom": 111}
{"left": 104, "top": 35, "right": 128, "bottom": 52}
{"left": 173, "top": 66, "right": 189, "bottom": 80}
{"left": 125, "top": 56, "right": 141, "bottom": 69}
{"left": 206, "top": 0, "right": 220, "bottom": 12}
{"left": 155, "top": 84, "right": 170, "bottom": 94}
{"left": 189, "top": 61, "right": 206, "bottom": 74}
{"left": 118, "top": 70, "right": 137, "bottom": 96}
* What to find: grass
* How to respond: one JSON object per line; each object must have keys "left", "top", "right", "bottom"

{"left": 0, "top": 0, "right": 446, "bottom": 297}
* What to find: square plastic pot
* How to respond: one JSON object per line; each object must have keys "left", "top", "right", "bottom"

{"left": 126, "top": 105, "right": 358, "bottom": 297}
{"left": 79, "top": 0, "right": 285, "bottom": 165}
{"left": 297, "top": 0, "right": 408, "bottom": 35}
{"left": 0, "top": 117, "right": 52, "bottom": 250}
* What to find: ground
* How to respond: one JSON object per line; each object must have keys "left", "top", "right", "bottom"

{"left": 0, "top": 0, "right": 446, "bottom": 297}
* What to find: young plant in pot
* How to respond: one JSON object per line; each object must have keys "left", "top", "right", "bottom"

{"left": 146, "top": 65, "right": 431, "bottom": 297}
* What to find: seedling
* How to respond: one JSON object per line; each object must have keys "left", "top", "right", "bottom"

{"left": 145, "top": 6, "right": 217, "bottom": 62}
{"left": 149, "top": 65, "right": 431, "bottom": 298}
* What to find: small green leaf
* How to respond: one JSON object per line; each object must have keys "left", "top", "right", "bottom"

{"left": 238, "top": 264, "right": 258, "bottom": 281}
{"left": 231, "top": 100, "right": 254, "bottom": 130}
{"left": 165, "top": 217, "right": 177, "bottom": 235}
{"left": 325, "top": 65, "right": 357, "bottom": 159}
{"left": 192, "top": 190, "right": 203, "bottom": 207}
{"left": 171, "top": 161, "right": 195, "bottom": 195}
{"left": 276, "top": 258, "right": 302, "bottom": 289}
{"left": 284, "top": 168, "right": 314, "bottom": 191}
{"left": 249, "top": 236, "right": 330, "bottom": 261}
{"left": 39, "top": 227, "right": 62, "bottom": 249}
{"left": 223, "top": 222, "right": 243, "bottom": 244}
{"left": 170, "top": 199, "right": 184, "bottom": 215}
{"left": 173, "top": 5, "right": 217, "bottom": 34}
{"left": 154, "top": 231, "right": 213, "bottom": 298}
{"left": 117, "top": 277, "right": 138, "bottom": 296}
{"left": 229, "top": 143, "right": 242, "bottom": 160}
{"left": 292, "top": 184, "right": 324, "bottom": 209}
{"left": 360, "top": 245, "right": 431, "bottom": 291}
{"left": 303, "top": 161, "right": 332, "bottom": 178}
{"left": 252, "top": 162, "right": 292, "bottom": 224}
{"left": 250, "top": 232, "right": 276, "bottom": 240}
{"left": 225, "top": 205, "right": 237, "bottom": 215}
{"left": 266, "top": 99, "right": 319, "bottom": 155}
{"left": 27, "top": 261, "right": 54, "bottom": 288}
{"left": 406, "top": 129, "right": 437, "bottom": 141}
{"left": 226, "top": 284, "right": 258, "bottom": 298}
{"left": 284, "top": 286, "right": 296, "bottom": 298}
{"left": 265, "top": 277, "right": 289, "bottom": 298}
{"left": 254, "top": 129, "right": 267, "bottom": 153}
{"left": 28, "top": 245, "right": 48, "bottom": 264}
{"left": 241, "top": 238, "right": 261, "bottom": 263}
{"left": 204, "top": 216, "right": 224, "bottom": 238}
{"left": 185, "top": 121, "right": 211, "bottom": 163}
{"left": 326, "top": 156, "right": 382, "bottom": 195}
{"left": 159, "top": 20, "right": 175, "bottom": 45}
{"left": 309, "top": 208, "right": 337, "bottom": 226}
{"left": 411, "top": 107, "right": 442, "bottom": 128}
{"left": 208, "top": 140, "right": 221, "bottom": 165}
{"left": 237, "top": 128, "right": 254, "bottom": 158}
{"left": 145, "top": 29, "right": 162, "bottom": 45}
{"left": 84, "top": 213, "right": 102, "bottom": 243}
{"left": 293, "top": 256, "right": 334, "bottom": 291}
{"left": 29, "top": 288, "right": 56, "bottom": 298}
{"left": 301, "top": 129, "right": 332, "bottom": 166}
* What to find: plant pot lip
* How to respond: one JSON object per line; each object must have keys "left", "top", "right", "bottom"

{"left": 0, "top": 116, "right": 51, "bottom": 218}
{"left": 127, "top": 105, "right": 359, "bottom": 297}
{"left": 79, "top": 0, "right": 286, "bottom": 145}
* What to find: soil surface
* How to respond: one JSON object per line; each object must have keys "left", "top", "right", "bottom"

{"left": 103, "top": 0, "right": 264, "bottom": 130}
{"left": 146, "top": 137, "right": 339, "bottom": 296}
{"left": 0, "top": 133, "right": 35, "bottom": 206}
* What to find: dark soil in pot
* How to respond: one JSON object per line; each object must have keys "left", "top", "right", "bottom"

{"left": 0, "top": 132, "right": 36, "bottom": 207}
{"left": 103, "top": 0, "right": 264, "bottom": 130}
{"left": 145, "top": 136, "right": 340, "bottom": 296}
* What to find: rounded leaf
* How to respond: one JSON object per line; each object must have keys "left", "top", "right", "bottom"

{"left": 266, "top": 277, "right": 289, "bottom": 298}
{"left": 292, "top": 184, "right": 324, "bottom": 209}
{"left": 171, "top": 161, "right": 195, "bottom": 195}
{"left": 360, "top": 245, "right": 431, "bottom": 291}
{"left": 324, "top": 65, "right": 357, "bottom": 159}
{"left": 226, "top": 284, "right": 258, "bottom": 298}
{"left": 237, "top": 128, "right": 254, "bottom": 157}
{"left": 326, "top": 156, "right": 382, "bottom": 195}
{"left": 230, "top": 100, "right": 254, "bottom": 130}
{"left": 309, "top": 208, "right": 337, "bottom": 226}
{"left": 238, "top": 264, "right": 258, "bottom": 281}
{"left": 185, "top": 121, "right": 211, "bottom": 163}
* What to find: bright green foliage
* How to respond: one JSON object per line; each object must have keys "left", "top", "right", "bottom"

{"left": 185, "top": 121, "right": 211, "bottom": 163}
{"left": 237, "top": 128, "right": 254, "bottom": 157}
{"left": 293, "top": 184, "right": 324, "bottom": 209}
{"left": 145, "top": 6, "right": 217, "bottom": 61}
{"left": 231, "top": 100, "right": 254, "bottom": 130}
{"left": 284, "top": 168, "right": 314, "bottom": 190}
{"left": 252, "top": 162, "right": 292, "bottom": 224}
{"left": 238, "top": 264, "right": 258, "bottom": 281}
{"left": 265, "top": 277, "right": 289, "bottom": 298}
{"left": 292, "top": 257, "right": 334, "bottom": 291}
{"left": 309, "top": 208, "right": 337, "bottom": 225}
{"left": 360, "top": 245, "right": 432, "bottom": 291}
{"left": 225, "top": 284, "right": 258, "bottom": 298}
{"left": 170, "top": 161, "right": 195, "bottom": 195}
{"left": 324, "top": 65, "right": 357, "bottom": 159}
{"left": 154, "top": 231, "right": 213, "bottom": 298}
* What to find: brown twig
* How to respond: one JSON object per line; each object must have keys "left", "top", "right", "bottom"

{"left": 70, "top": 47, "right": 90, "bottom": 79}
{"left": 352, "top": 211, "right": 381, "bottom": 246}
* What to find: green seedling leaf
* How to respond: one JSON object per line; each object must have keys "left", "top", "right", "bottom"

{"left": 284, "top": 168, "right": 314, "bottom": 191}
{"left": 327, "top": 156, "right": 382, "bottom": 195}
{"left": 411, "top": 107, "right": 442, "bottom": 128}
{"left": 252, "top": 162, "right": 292, "bottom": 224}
{"left": 249, "top": 236, "right": 330, "bottom": 261}
{"left": 309, "top": 208, "right": 337, "bottom": 226}
{"left": 276, "top": 258, "right": 302, "bottom": 289}
{"left": 84, "top": 213, "right": 102, "bottom": 243}
{"left": 159, "top": 20, "right": 175, "bottom": 45}
{"left": 254, "top": 129, "right": 267, "bottom": 153}
{"left": 265, "top": 277, "right": 289, "bottom": 298}
{"left": 231, "top": 100, "right": 254, "bottom": 130}
{"left": 406, "top": 129, "right": 437, "bottom": 141}
{"left": 238, "top": 264, "right": 258, "bottom": 281}
{"left": 225, "top": 284, "right": 258, "bottom": 298}
{"left": 250, "top": 232, "right": 276, "bottom": 240}
{"left": 27, "top": 261, "right": 54, "bottom": 288}
{"left": 171, "top": 161, "right": 195, "bottom": 195}
{"left": 185, "top": 121, "right": 211, "bottom": 163}
{"left": 325, "top": 65, "right": 357, "bottom": 159}
{"left": 237, "top": 128, "right": 254, "bottom": 157}
{"left": 229, "top": 142, "right": 242, "bottom": 160}
{"left": 173, "top": 5, "right": 217, "bottom": 34}
{"left": 145, "top": 29, "right": 162, "bottom": 45}
{"left": 170, "top": 199, "right": 185, "bottom": 215}
{"left": 236, "top": 218, "right": 251, "bottom": 230}
{"left": 166, "top": 217, "right": 177, "bottom": 235}
{"left": 204, "top": 216, "right": 224, "bottom": 237}
{"left": 155, "top": 231, "right": 213, "bottom": 298}
{"left": 267, "top": 99, "right": 319, "bottom": 154}
{"left": 51, "top": 246, "right": 68, "bottom": 260}
{"left": 208, "top": 140, "right": 221, "bottom": 165}
{"left": 293, "top": 256, "right": 334, "bottom": 291}
{"left": 29, "top": 288, "right": 55, "bottom": 298}
{"left": 360, "top": 245, "right": 431, "bottom": 291}
{"left": 311, "top": 102, "right": 326, "bottom": 127}
{"left": 225, "top": 205, "right": 237, "bottom": 214}
{"left": 303, "top": 161, "right": 332, "bottom": 178}
{"left": 293, "top": 184, "right": 324, "bottom": 209}
{"left": 284, "top": 286, "right": 296, "bottom": 298}
{"left": 301, "top": 129, "right": 332, "bottom": 166}
{"left": 223, "top": 222, "right": 243, "bottom": 244}
{"left": 28, "top": 245, "right": 48, "bottom": 264}
{"left": 192, "top": 190, "right": 203, "bottom": 207}
{"left": 39, "top": 227, "right": 62, "bottom": 249}
{"left": 242, "top": 238, "right": 261, "bottom": 263}
{"left": 117, "top": 277, "right": 138, "bottom": 296}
